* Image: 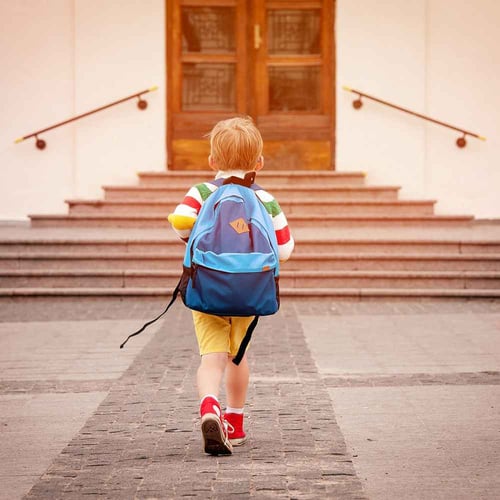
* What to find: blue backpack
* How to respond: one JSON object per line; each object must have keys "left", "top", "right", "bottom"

{"left": 121, "top": 172, "right": 280, "bottom": 365}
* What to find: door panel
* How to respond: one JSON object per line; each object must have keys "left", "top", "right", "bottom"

{"left": 167, "top": 0, "right": 334, "bottom": 170}
{"left": 252, "top": 0, "right": 334, "bottom": 168}
{"left": 180, "top": 5, "right": 238, "bottom": 111}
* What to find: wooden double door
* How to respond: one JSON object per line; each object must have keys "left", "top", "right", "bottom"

{"left": 167, "top": 0, "right": 335, "bottom": 170}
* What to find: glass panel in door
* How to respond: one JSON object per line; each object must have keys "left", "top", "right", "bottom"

{"left": 181, "top": 5, "right": 237, "bottom": 112}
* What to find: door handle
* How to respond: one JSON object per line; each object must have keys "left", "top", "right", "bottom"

{"left": 254, "top": 24, "right": 262, "bottom": 49}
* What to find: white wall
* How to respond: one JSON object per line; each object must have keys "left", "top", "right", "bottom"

{"left": 0, "top": 0, "right": 165, "bottom": 219}
{"left": 336, "top": 0, "right": 427, "bottom": 199}
{"left": 425, "top": 0, "right": 500, "bottom": 217}
{"left": 336, "top": 0, "right": 500, "bottom": 218}
{"left": 73, "top": 0, "right": 165, "bottom": 200}
{"left": 0, "top": 0, "right": 75, "bottom": 219}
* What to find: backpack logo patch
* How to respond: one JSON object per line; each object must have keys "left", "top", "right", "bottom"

{"left": 229, "top": 217, "right": 250, "bottom": 234}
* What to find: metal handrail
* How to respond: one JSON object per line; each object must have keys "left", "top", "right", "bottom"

{"left": 342, "top": 86, "right": 486, "bottom": 148}
{"left": 15, "top": 86, "right": 158, "bottom": 150}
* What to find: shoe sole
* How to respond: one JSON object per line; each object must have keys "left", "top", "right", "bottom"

{"left": 201, "top": 414, "right": 233, "bottom": 456}
{"left": 229, "top": 435, "right": 248, "bottom": 446}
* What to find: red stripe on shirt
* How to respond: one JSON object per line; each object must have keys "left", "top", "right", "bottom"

{"left": 275, "top": 226, "right": 291, "bottom": 245}
{"left": 182, "top": 195, "right": 201, "bottom": 212}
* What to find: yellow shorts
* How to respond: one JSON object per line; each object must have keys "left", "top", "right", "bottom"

{"left": 192, "top": 310, "right": 255, "bottom": 357}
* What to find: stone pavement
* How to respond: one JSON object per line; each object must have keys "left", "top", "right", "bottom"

{"left": 1, "top": 297, "right": 499, "bottom": 499}
{"left": 300, "top": 299, "right": 500, "bottom": 499}
{"left": 0, "top": 298, "right": 364, "bottom": 499}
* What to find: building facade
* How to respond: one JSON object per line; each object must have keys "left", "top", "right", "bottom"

{"left": 1, "top": 0, "right": 499, "bottom": 219}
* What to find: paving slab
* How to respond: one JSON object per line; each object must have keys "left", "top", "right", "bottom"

{"left": 0, "top": 320, "right": 151, "bottom": 381}
{"left": 300, "top": 312, "right": 500, "bottom": 375}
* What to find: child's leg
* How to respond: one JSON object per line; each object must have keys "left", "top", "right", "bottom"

{"left": 198, "top": 352, "right": 233, "bottom": 455}
{"left": 225, "top": 316, "right": 253, "bottom": 447}
{"left": 193, "top": 311, "right": 233, "bottom": 399}
{"left": 225, "top": 316, "right": 253, "bottom": 408}
{"left": 224, "top": 355, "right": 249, "bottom": 446}
{"left": 197, "top": 352, "right": 228, "bottom": 399}
{"left": 225, "top": 355, "right": 249, "bottom": 408}
{"left": 192, "top": 311, "right": 234, "bottom": 455}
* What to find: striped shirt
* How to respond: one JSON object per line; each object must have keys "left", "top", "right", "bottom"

{"left": 169, "top": 171, "right": 294, "bottom": 262}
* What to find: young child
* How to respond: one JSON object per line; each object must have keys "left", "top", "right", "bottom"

{"left": 168, "top": 116, "right": 294, "bottom": 455}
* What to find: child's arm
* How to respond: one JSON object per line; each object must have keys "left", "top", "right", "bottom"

{"left": 168, "top": 183, "right": 212, "bottom": 241}
{"left": 167, "top": 213, "right": 196, "bottom": 241}
{"left": 255, "top": 189, "right": 294, "bottom": 262}
{"left": 276, "top": 218, "right": 294, "bottom": 263}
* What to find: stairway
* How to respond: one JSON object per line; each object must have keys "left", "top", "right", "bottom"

{"left": 1, "top": 170, "right": 500, "bottom": 298}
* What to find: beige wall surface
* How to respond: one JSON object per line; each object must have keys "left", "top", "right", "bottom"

{"left": 73, "top": 0, "right": 165, "bottom": 200}
{"left": 0, "top": 0, "right": 76, "bottom": 219}
{"left": 337, "top": 0, "right": 500, "bottom": 218}
{"left": 0, "top": 0, "right": 498, "bottom": 219}
{"left": 0, "top": 0, "right": 165, "bottom": 219}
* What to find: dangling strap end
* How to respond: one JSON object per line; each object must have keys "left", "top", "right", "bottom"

{"left": 232, "top": 315, "right": 259, "bottom": 366}
{"left": 119, "top": 281, "right": 181, "bottom": 349}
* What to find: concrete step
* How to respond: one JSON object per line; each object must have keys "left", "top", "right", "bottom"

{"left": 285, "top": 253, "right": 500, "bottom": 271}
{"left": 1, "top": 287, "right": 499, "bottom": 298}
{"left": 29, "top": 214, "right": 474, "bottom": 229}
{"left": 0, "top": 239, "right": 182, "bottom": 254}
{"left": 65, "top": 199, "right": 436, "bottom": 217}
{"left": 3, "top": 238, "right": 499, "bottom": 255}
{"left": 102, "top": 185, "right": 401, "bottom": 202}
{"left": 1, "top": 252, "right": 498, "bottom": 271}
{"left": 137, "top": 170, "right": 367, "bottom": 187}
{"left": 0, "top": 252, "right": 180, "bottom": 270}
{"left": 1, "top": 269, "right": 499, "bottom": 290}
{"left": 294, "top": 239, "right": 500, "bottom": 254}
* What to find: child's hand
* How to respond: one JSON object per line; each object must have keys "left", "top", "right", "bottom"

{"left": 167, "top": 213, "right": 197, "bottom": 230}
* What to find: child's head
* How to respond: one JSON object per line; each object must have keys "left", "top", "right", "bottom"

{"left": 207, "top": 116, "right": 263, "bottom": 172}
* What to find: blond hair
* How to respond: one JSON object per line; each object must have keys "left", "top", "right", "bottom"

{"left": 208, "top": 116, "right": 263, "bottom": 171}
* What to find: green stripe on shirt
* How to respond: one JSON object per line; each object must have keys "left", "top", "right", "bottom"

{"left": 261, "top": 198, "right": 282, "bottom": 218}
{"left": 196, "top": 182, "right": 216, "bottom": 202}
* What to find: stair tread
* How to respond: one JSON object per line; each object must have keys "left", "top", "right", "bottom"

{"left": 1, "top": 287, "right": 499, "bottom": 297}
{"left": 2, "top": 251, "right": 498, "bottom": 259}
{"left": 65, "top": 198, "right": 437, "bottom": 206}
{"left": 137, "top": 170, "right": 366, "bottom": 177}
{"left": 29, "top": 213, "right": 473, "bottom": 221}
{"left": 6, "top": 221, "right": 500, "bottom": 240}
{"left": 2, "top": 238, "right": 500, "bottom": 245}
{"left": 284, "top": 288, "right": 500, "bottom": 297}
{"left": 2, "top": 269, "right": 499, "bottom": 277}
{"left": 103, "top": 184, "right": 399, "bottom": 191}
{"left": 2, "top": 234, "right": 499, "bottom": 244}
